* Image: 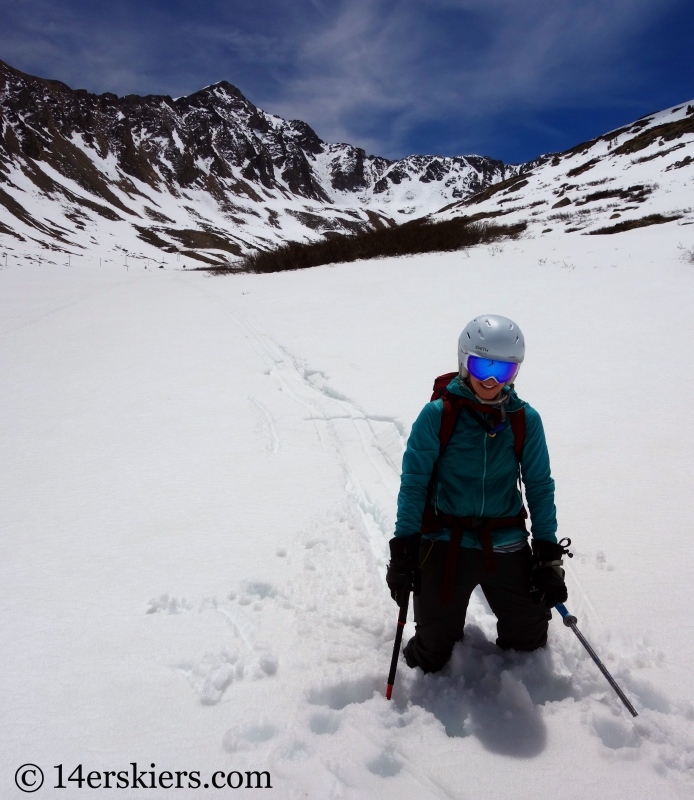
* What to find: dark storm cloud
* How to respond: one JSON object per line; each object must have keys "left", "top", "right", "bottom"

{"left": 0, "top": 0, "right": 691, "bottom": 162}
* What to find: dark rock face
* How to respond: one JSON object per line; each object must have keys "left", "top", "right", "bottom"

{"left": 329, "top": 146, "right": 372, "bottom": 193}
{"left": 420, "top": 159, "right": 448, "bottom": 183}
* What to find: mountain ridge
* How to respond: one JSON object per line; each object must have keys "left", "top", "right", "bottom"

{"left": 0, "top": 59, "right": 512, "bottom": 263}
{"left": 430, "top": 99, "right": 694, "bottom": 238}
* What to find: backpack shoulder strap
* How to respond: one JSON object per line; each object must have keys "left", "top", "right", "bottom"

{"left": 431, "top": 372, "right": 458, "bottom": 401}
{"left": 430, "top": 373, "right": 462, "bottom": 456}
{"left": 420, "top": 381, "right": 462, "bottom": 530}
{"left": 439, "top": 394, "right": 462, "bottom": 455}
{"left": 509, "top": 407, "right": 526, "bottom": 462}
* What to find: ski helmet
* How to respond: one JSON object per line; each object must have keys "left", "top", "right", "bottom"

{"left": 458, "top": 314, "right": 525, "bottom": 380}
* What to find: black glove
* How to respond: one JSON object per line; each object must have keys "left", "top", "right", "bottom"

{"left": 530, "top": 537, "right": 572, "bottom": 608}
{"left": 386, "top": 535, "right": 421, "bottom": 606}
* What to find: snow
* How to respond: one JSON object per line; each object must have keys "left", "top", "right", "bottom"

{"left": 2, "top": 225, "right": 694, "bottom": 798}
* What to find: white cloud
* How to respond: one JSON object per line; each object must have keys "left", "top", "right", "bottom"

{"left": 260, "top": 0, "right": 680, "bottom": 155}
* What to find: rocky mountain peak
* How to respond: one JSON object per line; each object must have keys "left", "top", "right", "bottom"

{"left": 0, "top": 59, "right": 514, "bottom": 264}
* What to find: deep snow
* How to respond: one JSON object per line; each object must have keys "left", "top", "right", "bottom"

{"left": 2, "top": 225, "right": 694, "bottom": 798}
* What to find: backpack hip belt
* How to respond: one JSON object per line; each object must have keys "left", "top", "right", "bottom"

{"left": 421, "top": 510, "right": 528, "bottom": 604}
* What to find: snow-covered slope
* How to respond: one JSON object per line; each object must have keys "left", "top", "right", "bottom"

{"left": 433, "top": 102, "right": 694, "bottom": 235}
{"left": 0, "top": 60, "right": 511, "bottom": 265}
{"left": 2, "top": 225, "right": 694, "bottom": 798}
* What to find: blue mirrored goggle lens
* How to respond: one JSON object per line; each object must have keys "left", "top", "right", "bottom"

{"left": 467, "top": 355, "right": 518, "bottom": 384}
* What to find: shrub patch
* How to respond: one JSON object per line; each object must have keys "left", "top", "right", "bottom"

{"left": 234, "top": 217, "right": 526, "bottom": 274}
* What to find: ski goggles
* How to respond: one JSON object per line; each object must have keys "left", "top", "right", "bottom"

{"left": 466, "top": 355, "right": 519, "bottom": 384}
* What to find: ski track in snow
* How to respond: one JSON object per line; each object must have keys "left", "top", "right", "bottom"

{"left": 188, "top": 279, "right": 405, "bottom": 563}
{"left": 249, "top": 396, "right": 281, "bottom": 454}
{"left": 137, "top": 276, "right": 694, "bottom": 796}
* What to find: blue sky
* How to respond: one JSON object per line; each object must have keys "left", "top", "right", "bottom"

{"left": 1, "top": 0, "right": 693, "bottom": 164}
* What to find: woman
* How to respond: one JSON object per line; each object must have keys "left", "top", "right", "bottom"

{"left": 386, "top": 314, "right": 569, "bottom": 674}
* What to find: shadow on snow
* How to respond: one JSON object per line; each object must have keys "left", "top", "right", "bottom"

{"left": 406, "top": 623, "right": 575, "bottom": 758}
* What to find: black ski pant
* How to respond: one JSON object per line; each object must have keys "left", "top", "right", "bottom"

{"left": 404, "top": 540, "right": 550, "bottom": 673}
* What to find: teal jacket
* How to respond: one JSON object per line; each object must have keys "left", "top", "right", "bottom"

{"left": 394, "top": 378, "right": 557, "bottom": 549}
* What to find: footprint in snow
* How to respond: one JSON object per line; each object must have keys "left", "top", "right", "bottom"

{"left": 222, "top": 721, "right": 278, "bottom": 753}
{"left": 146, "top": 593, "right": 193, "bottom": 614}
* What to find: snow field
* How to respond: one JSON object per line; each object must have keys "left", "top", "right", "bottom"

{"left": 2, "top": 224, "right": 694, "bottom": 797}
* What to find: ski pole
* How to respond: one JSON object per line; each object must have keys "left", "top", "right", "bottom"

{"left": 386, "top": 592, "right": 410, "bottom": 700}
{"left": 555, "top": 603, "right": 638, "bottom": 717}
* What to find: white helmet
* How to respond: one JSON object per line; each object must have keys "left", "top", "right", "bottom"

{"left": 458, "top": 314, "right": 525, "bottom": 378}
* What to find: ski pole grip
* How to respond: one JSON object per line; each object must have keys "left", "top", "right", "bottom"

{"left": 555, "top": 603, "right": 578, "bottom": 627}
